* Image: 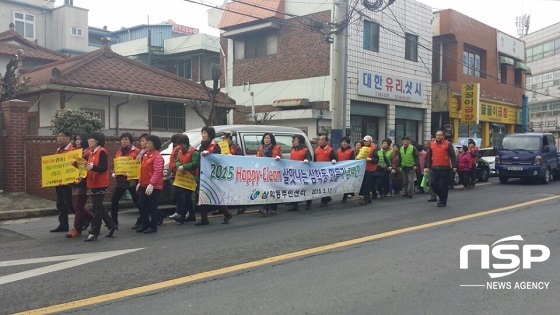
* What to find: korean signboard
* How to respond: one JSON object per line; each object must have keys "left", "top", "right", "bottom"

{"left": 358, "top": 70, "right": 424, "bottom": 103}
{"left": 172, "top": 24, "right": 199, "bottom": 35}
{"left": 461, "top": 83, "right": 480, "bottom": 124}
{"left": 480, "top": 102, "right": 518, "bottom": 124}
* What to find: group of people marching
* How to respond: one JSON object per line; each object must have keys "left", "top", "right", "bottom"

{"left": 50, "top": 126, "right": 473, "bottom": 241}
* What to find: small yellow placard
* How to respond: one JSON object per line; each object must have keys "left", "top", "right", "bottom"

{"left": 114, "top": 156, "right": 141, "bottom": 180}
{"left": 41, "top": 149, "right": 83, "bottom": 187}
{"left": 173, "top": 171, "right": 197, "bottom": 191}
{"left": 218, "top": 140, "right": 230, "bottom": 155}
{"left": 356, "top": 146, "right": 371, "bottom": 160}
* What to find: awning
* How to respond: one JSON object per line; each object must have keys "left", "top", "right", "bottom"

{"left": 499, "top": 56, "right": 514, "bottom": 65}
{"left": 272, "top": 98, "right": 309, "bottom": 107}
{"left": 515, "top": 61, "right": 531, "bottom": 74}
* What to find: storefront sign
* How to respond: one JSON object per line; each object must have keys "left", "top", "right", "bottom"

{"left": 198, "top": 155, "right": 365, "bottom": 206}
{"left": 480, "top": 102, "right": 518, "bottom": 124}
{"left": 531, "top": 119, "right": 558, "bottom": 129}
{"left": 358, "top": 70, "right": 423, "bottom": 103}
{"left": 497, "top": 32, "right": 525, "bottom": 60}
{"left": 461, "top": 83, "right": 480, "bottom": 124}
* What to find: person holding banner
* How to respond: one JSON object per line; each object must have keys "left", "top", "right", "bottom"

{"left": 286, "top": 134, "right": 313, "bottom": 212}
{"left": 167, "top": 134, "right": 185, "bottom": 220}
{"left": 219, "top": 131, "right": 248, "bottom": 215}
{"left": 315, "top": 134, "right": 337, "bottom": 207}
{"left": 110, "top": 132, "right": 140, "bottom": 227}
{"left": 358, "top": 136, "right": 381, "bottom": 205}
{"left": 338, "top": 136, "right": 356, "bottom": 203}
{"left": 136, "top": 135, "right": 164, "bottom": 233}
{"left": 84, "top": 132, "right": 118, "bottom": 242}
{"left": 50, "top": 129, "right": 75, "bottom": 233}
{"left": 172, "top": 134, "right": 199, "bottom": 224}
{"left": 256, "top": 132, "right": 282, "bottom": 216}
{"left": 197, "top": 126, "right": 233, "bottom": 225}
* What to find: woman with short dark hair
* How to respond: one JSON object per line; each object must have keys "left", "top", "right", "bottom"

{"left": 110, "top": 133, "right": 140, "bottom": 227}
{"left": 256, "top": 133, "right": 282, "bottom": 215}
{"left": 135, "top": 135, "right": 164, "bottom": 233}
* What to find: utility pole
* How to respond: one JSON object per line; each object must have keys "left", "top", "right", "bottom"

{"left": 330, "top": 0, "right": 348, "bottom": 148}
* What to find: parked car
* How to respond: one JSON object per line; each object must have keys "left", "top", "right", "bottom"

{"left": 495, "top": 132, "right": 560, "bottom": 184}
{"left": 159, "top": 125, "right": 314, "bottom": 203}
{"left": 453, "top": 144, "right": 490, "bottom": 185}
{"left": 478, "top": 147, "right": 496, "bottom": 176}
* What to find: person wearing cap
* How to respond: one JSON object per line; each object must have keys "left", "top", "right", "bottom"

{"left": 338, "top": 136, "right": 356, "bottom": 203}
{"left": 398, "top": 136, "right": 419, "bottom": 198}
{"left": 424, "top": 131, "right": 458, "bottom": 207}
{"left": 50, "top": 129, "right": 76, "bottom": 233}
{"left": 286, "top": 134, "right": 313, "bottom": 211}
{"left": 357, "top": 136, "right": 381, "bottom": 205}
{"left": 467, "top": 139, "right": 478, "bottom": 188}
{"left": 314, "top": 134, "right": 337, "bottom": 207}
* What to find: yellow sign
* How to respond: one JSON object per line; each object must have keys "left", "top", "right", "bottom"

{"left": 356, "top": 146, "right": 371, "bottom": 160}
{"left": 113, "top": 157, "right": 141, "bottom": 180}
{"left": 480, "top": 102, "right": 518, "bottom": 124}
{"left": 41, "top": 149, "right": 83, "bottom": 187}
{"left": 218, "top": 140, "right": 230, "bottom": 155}
{"left": 173, "top": 171, "right": 197, "bottom": 191}
{"left": 461, "top": 83, "right": 480, "bottom": 124}
{"left": 74, "top": 156, "right": 88, "bottom": 178}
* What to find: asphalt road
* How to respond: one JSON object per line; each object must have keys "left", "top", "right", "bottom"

{"left": 1, "top": 178, "right": 559, "bottom": 314}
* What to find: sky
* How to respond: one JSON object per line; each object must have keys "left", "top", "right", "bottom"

{"left": 60, "top": 0, "right": 560, "bottom": 38}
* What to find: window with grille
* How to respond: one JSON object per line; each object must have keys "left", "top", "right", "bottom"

{"left": 150, "top": 102, "right": 185, "bottom": 131}
{"left": 14, "top": 12, "right": 35, "bottom": 39}
{"left": 82, "top": 108, "right": 105, "bottom": 128}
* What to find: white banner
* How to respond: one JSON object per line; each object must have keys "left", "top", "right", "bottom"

{"left": 198, "top": 155, "right": 366, "bottom": 206}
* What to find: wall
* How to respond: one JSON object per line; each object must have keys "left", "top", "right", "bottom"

{"left": 0, "top": 0, "right": 50, "bottom": 47}
{"left": 50, "top": 5, "right": 89, "bottom": 53}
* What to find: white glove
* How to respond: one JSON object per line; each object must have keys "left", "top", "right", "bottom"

{"left": 111, "top": 172, "right": 116, "bottom": 177}
{"left": 391, "top": 169, "right": 396, "bottom": 174}
{"left": 366, "top": 158, "right": 372, "bottom": 162}
{"left": 145, "top": 184, "right": 154, "bottom": 196}
{"left": 85, "top": 162, "right": 94, "bottom": 170}
{"left": 275, "top": 156, "right": 281, "bottom": 161}
{"left": 202, "top": 150, "right": 209, "bottom": 156}
{"left": 331, "top": 159, "right": 336, "bottom": 164}
{"left": 387, "top": 167, "right": 392, "bottom": 171}
{"left": 136, "top": 184, "right": 140, "bottom": 192}
{"left": 177, "top": 165, "right": 184, "bottom": 172}
{"left": 303, "top": 159, "right": 309, "bottom": 164}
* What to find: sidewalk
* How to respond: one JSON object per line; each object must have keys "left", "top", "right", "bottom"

{"left": 0, "top": 191, "right": 57, "bottom": 221}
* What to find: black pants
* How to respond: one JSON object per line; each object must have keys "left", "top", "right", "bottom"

{"left": 361, "top": 171, "right": 380, "bottom": 201}
{"left": 175, "top": 186, "right": 195, "bottom": 219}
{"left": 55, "top": 185, "right": 74, "bottom": 229}
{"left": 380, "top": 172, "right": 391, "bottom": 196}
{"left": 459, "top": 170, "right": 470, "bottom": 188}
{"left": 138, "top": 188, "right": 161, "bottom": 229}
{"left": 90, "top": 193, "right": 115, "bottom": 236}
{"left": 470, "top": 165, "right": 476, "bottom": 187}
{"left": 111, "top": 186, "right": 139, "bottom": 225}
{"left": 430, "top": 168, "right": 451, "bottom": 204}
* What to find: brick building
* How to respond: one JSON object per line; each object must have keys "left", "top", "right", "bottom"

{"left": 432, "top": 9, "right": 528, "bottom": 147}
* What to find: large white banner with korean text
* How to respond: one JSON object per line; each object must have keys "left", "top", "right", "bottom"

{"left": 198, "top": 155, "right": 366, "bottom": 206}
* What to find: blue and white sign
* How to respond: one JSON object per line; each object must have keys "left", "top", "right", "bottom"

{"left": 358, "top": 70, "right": 424, "bottom": 103}
{"left": 199, "top": 155, "right": 366, "bottom": 206}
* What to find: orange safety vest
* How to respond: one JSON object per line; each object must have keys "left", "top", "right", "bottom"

{"left": 315, "top": 145, "right": 334, "bottom": 162}
{"left": 430, "top": 140, "right": 452, "bottom": 168}
{"left": 177, "top": 146, "right": 199, "bottom": 175}
{"left": 116, "top": 145, "right": 139, "bottom": 158}
{"left": 86, "top": 146, "right": 110, "bottom": 188}
{"left": 169, "top": 146, "right": 181, "bottom": 172}
{"left": 365, "top": 145, "right": 378, "bottom": 172}
{"left": 56, "top": 143, "right": 75, "bottom": 154}
{"left": 257, "top": 145, "right": 281, "bottom": 158}
{"left": 337, "top": 147, "right": 353, "bottom": 161}
{"left": 290, "top": 147, "right": 309, "bottom": 161}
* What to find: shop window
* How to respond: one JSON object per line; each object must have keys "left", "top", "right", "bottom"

{"left": 514, "top": 69, "right": 523, "bottom": 87}
{"left": 500, "top": 64, "right": 508, "bottom": 84}
{"left": 395, "top": 119, "right": 418, "bottom": 144}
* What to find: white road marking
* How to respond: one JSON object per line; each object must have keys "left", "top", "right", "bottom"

{"left": 0, "top": 248, "right": 144, "bottom": 285}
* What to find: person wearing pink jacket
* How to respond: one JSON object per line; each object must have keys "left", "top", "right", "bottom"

{"left": 135, "top": 135, "right": 164, "bottom": 234}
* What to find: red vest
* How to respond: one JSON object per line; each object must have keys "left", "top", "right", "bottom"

{"left": 365, "top": 145, "right": 378, "bottom": 172}
{"left": 116, "top": 145, "right": 139, "bottom": 158}
{"left": 169, "top": 146, "right": 181, "bottom": 172}
{"left": 315, "top": 145, "right": 333, "bottom": 162}
{"left": 177, "top": 146, "right": 199, "bottom": 175}
{"left": 430, "top": 140, "right": 452, "bottom": 167}
{"left": 257, "top": 145, "right": 281, "bottom": 157}
{"left": 86, "top": 146, "right": 110, "bottom": 189}
{"left": 140, "top": 150, "right": 164, "bottom": 188}
{"left": 56, "top": 143, "right": 75, "bottom": 154}
{"left": 207, "top": 142, "right": 217, "bottom": 154}
{"left": 290, "top": 147, "right": 309, "bottom": 161}
{"left": 337, "top": 147, "right": 353, "bottom": 161}
{"left": 230, "top": 144, "right": 240, "bottom": 155}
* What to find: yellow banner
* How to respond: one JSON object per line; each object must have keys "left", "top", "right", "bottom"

{"left": 480, "top": 102, "right": 518, "bottom": 124}
{"left": 218, "top": 140, "right": 230, "bottom": 155}
{"left": 173, "top": 171, "right": 197, "bottom": 191}
{"left": 356, "top": 146, "right": 371, "bottom": 160}
{"left": 41, "top": 149, "right": 83, "bottom": 187}
{"left": 113, "top": 157, "right": 141, "bottom": 180}
{"left": 461, "top": 83, "right": 480, "bottom": 124}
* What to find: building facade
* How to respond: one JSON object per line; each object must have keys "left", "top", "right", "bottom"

{"left": 432, "top": 9, "right": 527, "bottom": 147}
{"left": 213, "top": 0, "right": 432, "bottom": 144}
{"left": 524, "top": 22, "right": 560, "bottom": 142}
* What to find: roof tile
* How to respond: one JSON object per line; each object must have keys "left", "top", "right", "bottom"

{"left": 219, "top": 0, "right": 284, "bottom": 29}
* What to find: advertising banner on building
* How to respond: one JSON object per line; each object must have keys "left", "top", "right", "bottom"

{"left": 358, "top": 70, "right": 424, "bottom": 103}
{"left": 461, "top": 83, "right": 480, "bottom": 124}
{"left": 198, "top": 155, "right": 366, "bottom": 206}
{"left": 479, "top": 102, "right": 518, "bottom": 124}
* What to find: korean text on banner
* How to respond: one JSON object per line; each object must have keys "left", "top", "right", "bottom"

{"left": 41, "top": 149, "right": 83, "bottom": 187}
{"left": 461, "top": 83, "right": 480, "bottom": 124}
{"left": 173, "top": 171, "right": 197, "bottom": 191}
{"left": 198, "top": 155, "right": 366, "bottom": 206}
{"left": 113, "top": 157, "right": 141, "bottom": 179}
{"left": 218, "top": 140, "right": 230, "bottom": 155}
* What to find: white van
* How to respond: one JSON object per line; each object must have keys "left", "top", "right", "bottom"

{"left": 159, "top": 125, "right": 314, "bottom": 203}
